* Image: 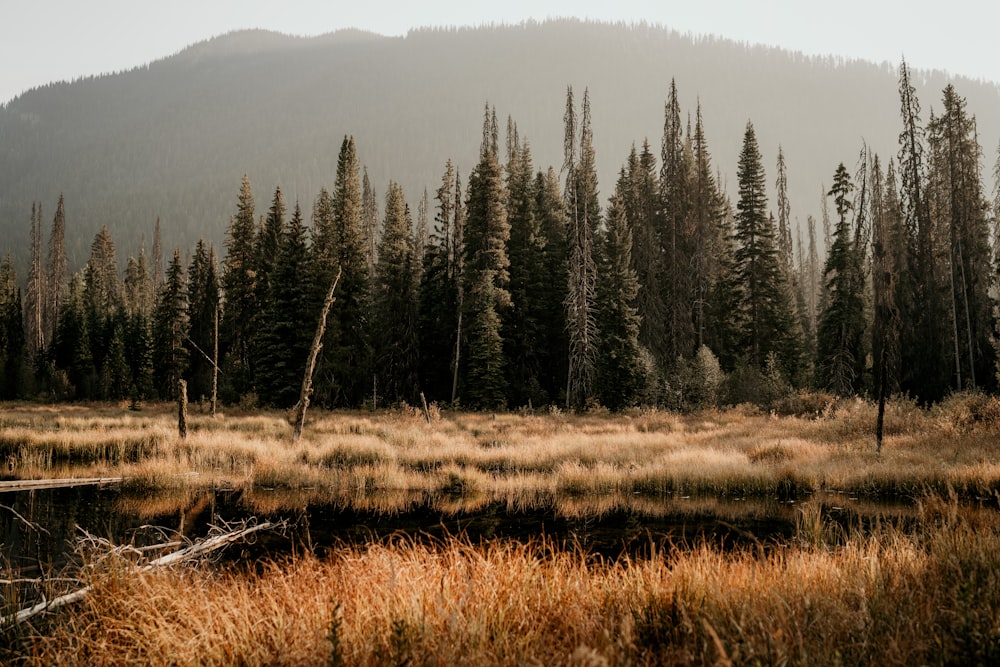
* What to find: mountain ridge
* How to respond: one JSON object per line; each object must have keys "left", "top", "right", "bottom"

{"left": 1, "top": 19, "right": 997, "bottom": 275}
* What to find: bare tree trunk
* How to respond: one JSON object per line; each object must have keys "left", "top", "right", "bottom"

{"left": 211, "top": 304, "right": 219, "bottom": 418}
{"left": 876, "top": 344, "right": 887, "bottom": 455}
{"left": 420, "top": 392, "right": 431, "bottom": 423}
{"left": 292, "top": 268, "right": 341, "bottom": 441}
{"left": 177, "top": 379, "right": 188, "bottom": 439}
{"left": 948, "top": 239, "right": 963, "bottom": 389}
{"left": 450, "top": 309, "right": 462, "bottom": 405}
{"left": 956, "top": 235, "right": 976, "bottom": 389}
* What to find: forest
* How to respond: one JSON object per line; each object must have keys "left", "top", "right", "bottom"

{"left": 0, "top": 61, "right": 997, "bottom": 411}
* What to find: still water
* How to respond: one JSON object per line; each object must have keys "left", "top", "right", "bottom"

{"left": 1, "top": 483, "right": 918, "bottom": 582}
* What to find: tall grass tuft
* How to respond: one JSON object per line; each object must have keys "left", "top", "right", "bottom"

{"left": 7, "top": 494, "right": 1000, "bottom": 665}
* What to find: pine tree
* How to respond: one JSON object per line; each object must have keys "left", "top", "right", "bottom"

{"left": 927, "top": 84, "right": 996, "bottom": 391}
{"left": 596, "top": 185, "right": 644, "bottom": 410}
{"left": 362, "top": 167, "right": 379, "bottom": 278}
{"left": 775, "top": 146, "right": 794, "bottom": 271}
{"left": 897, "top": 59, "right": 950, "bottom": 402}
{"left": 152, "top": 217, "right": 164, "bottom": 295}
{"left": 187, "top": 240, "right": 220, "bottom": 401}
{"left": 418, "top": 160, "right": 460, "bottom": 403}
{"left": 257, "top": 185, "right": 286, "bottom": 298}
{"left": 733, "top": 122, "right": 800, "bottom": 377}
{"left": 123, "top": 249, "right": 154, "bottom": 318}
{"left": 705, "top": 198, "right": 743, "bottom": 373}
{"left": 463, "top": 105, "right": 510, "bottom": 409}
{"left": 221, "top": 175, "right": 258, "bottom": 400}
{"left": 45, "top": 194, "right": 67, "bottom": 354}
{"left": 629, "top": 141, "right": 665, "bottom": 362}
{"left": 257, "top": 203, "right": 314, "bottom": 407}
{"left": 689, "top": 104, "right": 726, "bottom": 352}
{"left": 51, "top": 274, "right": 95, "bottom": 399}
{"left": 25, "top": 202, "right": 46, "bottom": 356}
{"left": 817, "top": 163, "right": 867, "bottom": 395}
{"left": 373, "top": 182, "right": 419, "bottom": 405}
{"left": 534, "top": 167, "right": 570, "bottom": 403}
{"left": 871, "top": 155, "right": 904, "bottom": 403}
{"left": 152, "top": 250, "right": 189, "bottom": 400}
{"left": 82, "top": 225, "right": 122, "bottom": 399}
{"left": 313, "top": 136, "right": 372, "bottom": 407}
{"left": 503, "top": 129, "right": 550, "bottom": 406}
{"left": 0, "top": 256, "right": 27, "bottom": 399}
{"left": 660, "top": 79, "right": 695, "bottom": 363}
{"left": 564, "top": 88, "right": 600, "bottom": 409}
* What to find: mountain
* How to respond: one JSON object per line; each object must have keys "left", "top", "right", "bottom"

{"left": 1, "top": 20, "right": 998, "bottom": 274}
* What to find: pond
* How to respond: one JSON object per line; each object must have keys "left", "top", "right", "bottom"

{"left": 1, "top": 483, "right": 921, "bottom": 583}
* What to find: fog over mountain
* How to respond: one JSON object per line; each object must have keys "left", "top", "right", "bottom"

{"left": 1, "top": 19, "right": 998, "bottom": 273}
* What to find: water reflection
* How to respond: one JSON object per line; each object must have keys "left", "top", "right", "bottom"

{"left": 2, "top": 483, "right": 925, "bottom": 585}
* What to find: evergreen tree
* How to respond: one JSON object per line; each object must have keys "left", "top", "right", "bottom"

{"left": 705, "top": 197, "right": 743, "bottom": 372}
{"left": 927, "top": 84, "right": 997, "bottom": 391}
{"left": 688, "top": 104, "right": 726, "bottom": 351}
{"left": 152, "top": 217, "right": 164, "bottom": 295}
{"left": 362, "top": 167, "right": 379, "bottom": 278}
{"left": 817, "top": 163, "right": 867, "bottom": 395}
{"left": 775, "top": 146, "right": 794, "bottom": 271}
{"left": 25, "top": 202, "right": 46, "bottom": 356}
{"left": 897, "top": 59, "right": 950, "bottom": 402}
{"left": 596, "top": 186, "right": 644, "bottom": 410}
{"left": 123, "top": 249, "right": 154, "bottom": 318}
{"left": 733, "top": 122, "right": 800, "bottom": 377}
{"left": 0, "top": 256, "right": 27, "bottom": 399}
{"left": 534, "top": 166, "right": 570, "bottom": 403}
{"left": 82, "top": 225, "right": 121, "bottom": 394}
{"left": 373, "top": 182, "right": 419, "bottom": 404}
{"left": 463, "top": 105, "right": 510, "bottom": 409}
{"left": 221, "top": 175, "right": 258, "bottom": 400}
{"left": 871, "top": 155, "right": 904, "bottom": 401}
{"left": 257, "top": 185, "right": 286, "bottom": 298}
{"left": 257, "top": 203, "right": 314, "bottom": 407}
{"left": 187, "top": 240, "right": 220, "bottom": 401}
{"left": 564, "top": 87, "right": 600, "bottom": 408}
{"left": 418, "top": 160, "right": 460, "bottom": 403}
{"left": 45, "top": 194, "right": 67, "bottom": 353}
{"left": 660, "top": 79, "right": 695, "bottom": 363}
{"left": 628, "top": 141, "right": 665, "bottom": 361}
{"left": 51, "top": 274, "right": 94, "bottom": 399}
{"left": 313, "top": 136, "right": 372, "bottom": 407}
{"left": 152, "top": 249, "right": 189, "bottom": 400}
{"left": 503, "top": 130, "right": 550, "bottom": 406}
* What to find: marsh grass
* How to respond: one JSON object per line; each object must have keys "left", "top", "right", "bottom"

{"left": 7, "top": 493, "right": 1000, "bottom": 666}
{"left": 2, "top": 395, "right": 1000, "bottom": 501}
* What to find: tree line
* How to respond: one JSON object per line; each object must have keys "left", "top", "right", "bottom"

{"left": 1, "top": 63, "right": 998, "bottom": 410}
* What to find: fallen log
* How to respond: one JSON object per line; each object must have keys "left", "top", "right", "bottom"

{"left": 0, "top": 477, "right": 122, "bottom": 492}
{"left": 3, "top": 520, "right": 280, "bottom": 627}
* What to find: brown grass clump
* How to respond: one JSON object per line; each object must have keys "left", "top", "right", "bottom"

{"left": 2, "top": 395, "right": 1000, "bottom": 501}
{"left": 9, "top": 497, "right": 1000, "bottom": 666}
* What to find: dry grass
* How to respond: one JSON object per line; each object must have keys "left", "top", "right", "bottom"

{"left": 2, "top": 395, "right": 1000, "bottom": 501}
{"left": 7, "top": 494, "right": 1000, "bottom": 666}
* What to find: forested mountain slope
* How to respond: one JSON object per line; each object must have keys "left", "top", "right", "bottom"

{"left": 1, "top": 20, "right": 997, "bottom": 270}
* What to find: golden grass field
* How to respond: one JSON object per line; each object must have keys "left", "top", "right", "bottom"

{"left": 1, "top": 393, "right": 999, "bottom": 500}
{"left": 2, "top": 394, "right": 1000, "bottom": 664}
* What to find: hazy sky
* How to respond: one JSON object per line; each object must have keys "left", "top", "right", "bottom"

{"left": 2, "top": 0, "right": 996, "bottom": 105}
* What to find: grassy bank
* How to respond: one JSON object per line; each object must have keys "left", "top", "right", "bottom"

{"left": 6, "top": 494, "right": 999, "bottom": 665}
{"left": 2, "top": 394, "right": 1000, "bottom": 500}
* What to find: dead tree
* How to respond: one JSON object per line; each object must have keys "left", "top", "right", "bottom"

{"left": 291, "top": 267, "right": 342, "bottom": 441}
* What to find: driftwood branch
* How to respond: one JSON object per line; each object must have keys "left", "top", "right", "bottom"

{"left": 292, "top": 267, "right": 342, "bottom": 441}
{"left": 3, "top": 520, "right": 281, "bottom": 627}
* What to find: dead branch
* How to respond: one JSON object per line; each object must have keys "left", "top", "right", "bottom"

{"left": 3, "top": 520, "right": 282, "bottom": 627}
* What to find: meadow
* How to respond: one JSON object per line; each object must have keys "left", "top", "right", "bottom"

{"left": 2, "top": 394, "right": 1000, "bottom": 664}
